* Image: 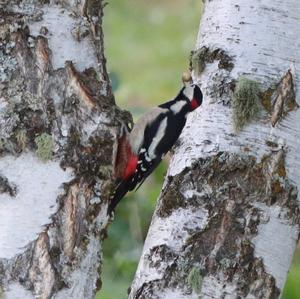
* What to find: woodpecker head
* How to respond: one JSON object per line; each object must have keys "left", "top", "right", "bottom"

{"left": 181, "top": 83, "right": 203, "bottom": 111}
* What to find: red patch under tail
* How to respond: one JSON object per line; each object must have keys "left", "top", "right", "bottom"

{"left": 108, "top": 153, "right": 138, "bottom": 215}
{"left": 124, "top": 154, "right": 138, "bottom": 180}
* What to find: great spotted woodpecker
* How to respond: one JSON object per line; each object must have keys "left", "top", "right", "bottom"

{"left": 108, "top": 82, "right": 203, "bottom": 215}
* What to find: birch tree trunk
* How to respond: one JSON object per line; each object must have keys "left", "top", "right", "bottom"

{"left": 0, "top": 1, "right": 130, "bottom": 298}
{"left": 129, "top": 1, "right": 300, "bottom": 298}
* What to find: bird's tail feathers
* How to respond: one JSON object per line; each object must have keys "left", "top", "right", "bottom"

{"left": 107, "top": 180, "right": 130, "bottom": 216}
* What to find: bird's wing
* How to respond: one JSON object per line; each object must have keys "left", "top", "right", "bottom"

{"left": 108, "top": 113, "right": 171, "bottom": 215}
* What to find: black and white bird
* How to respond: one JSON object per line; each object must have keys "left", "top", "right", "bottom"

{"left": 108, "top": 82, "right": 203, "bottom": 215}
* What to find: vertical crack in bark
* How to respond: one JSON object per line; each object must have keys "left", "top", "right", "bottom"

{"left": 28, "top": 232, "right": 56, "bottom": 299}
{"left": 35, "top": 36, "right": 51, "bottom": 81}
{"left": 61, "top": 183, "right": 80, "bottom": 260}
{"left": 66, "top": 61, "right": 97, "bottom": 108}
{"left": 271, "top": 70, "right": 298, "bottom": 127}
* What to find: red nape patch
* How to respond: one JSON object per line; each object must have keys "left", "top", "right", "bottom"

{"left": 124, "top": 154, "right": 138, "bottom": 180}
{"left": 190, "top": 98, "right": 199, "bottom": 110}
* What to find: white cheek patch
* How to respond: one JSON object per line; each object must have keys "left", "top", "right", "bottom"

{"left": 170, "top": 100, "right": 186, "bottom": 114}
{"left": 183, "top": 85, "right": 194, "bottom": 100}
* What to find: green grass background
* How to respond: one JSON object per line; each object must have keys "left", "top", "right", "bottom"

{"left": 96, "top": 1, "right": 300, "bottom": 298}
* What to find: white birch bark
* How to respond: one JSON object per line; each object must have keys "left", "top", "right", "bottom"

{"left": 0, "top": 1, "right": 130, "bottom": 298}
{"left": 129, "top": 1, "right": 300, "bottom": 298}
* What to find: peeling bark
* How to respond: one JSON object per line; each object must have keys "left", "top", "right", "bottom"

{"left": 0, "top": 1, "right": 130, "bottom": 298}
{"left": 130, "top": 1, "right": 300, "bottom": 298}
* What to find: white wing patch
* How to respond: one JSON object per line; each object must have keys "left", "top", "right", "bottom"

{"left": 170, "top": 100, "right": 186, "bottom": 114}
{"left": 129, "top": 107, "right": 167, "bottom": 154}
{"left": 147, "top": 117, "right": 168, "bottom": 159}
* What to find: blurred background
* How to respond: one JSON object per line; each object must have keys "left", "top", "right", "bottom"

{"left": 96, "top": 1, "right": 300, "bottom": 298}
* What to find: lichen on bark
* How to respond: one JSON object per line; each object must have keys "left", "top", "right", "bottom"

{"left": 34, "top": 132, "right": 53, "bottom": 161}
{"left": 232, "top": 77, "right": 261, "bottom": 131}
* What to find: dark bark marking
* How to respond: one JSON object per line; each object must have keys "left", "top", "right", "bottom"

{"left": 145, "top": 151, "right": 300, "bottom": 298}
{"left": 66, "top": 61, "right": 97, "bottom": 108}
{"left": 190, "top": 46, "right": 234, "bottom": 77}
{"left": 0, "top": 174, "right": 17, "bottom": 196}
{"left": 271, "top": 70, "right": 298, "bottom": 127}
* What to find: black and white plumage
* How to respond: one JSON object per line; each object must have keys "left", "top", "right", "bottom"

{"left": 108, "top": 83, "right": 203, "bottom": 215}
